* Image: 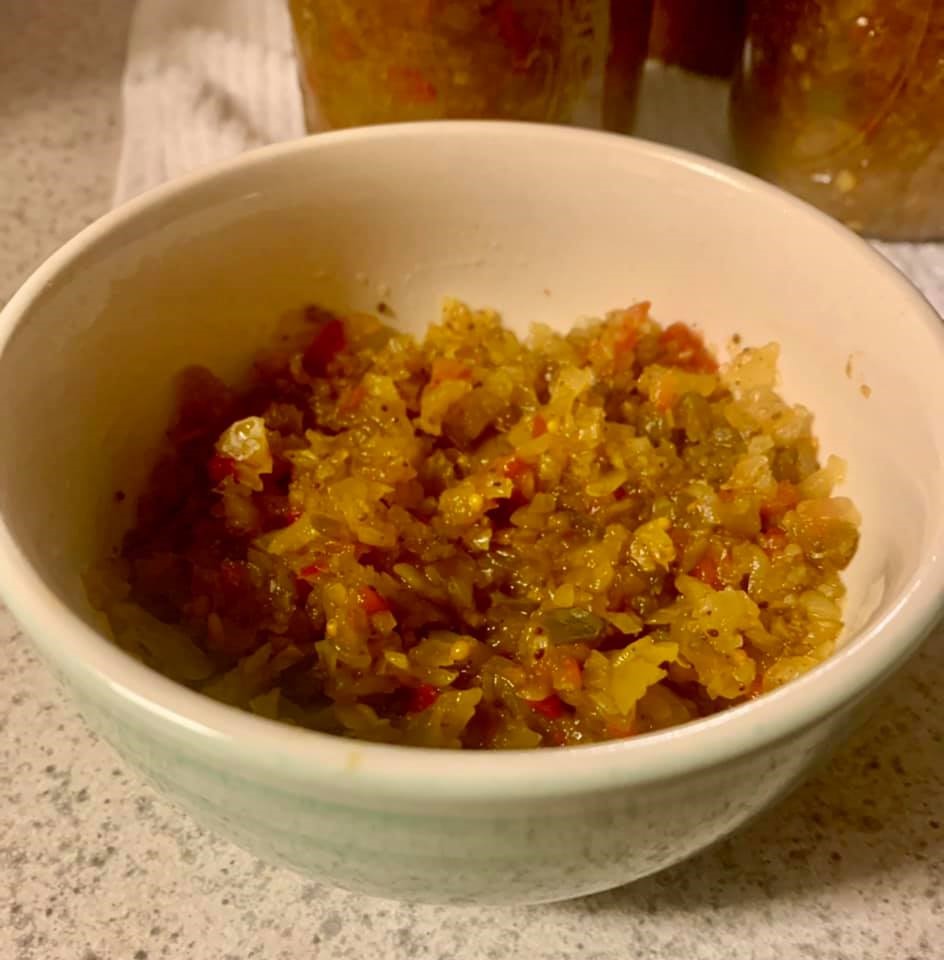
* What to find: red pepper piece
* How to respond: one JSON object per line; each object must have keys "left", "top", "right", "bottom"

{"left": 360, "top": 586, "right": 390, "bottom": 616}
{"left": 605, "top": 716, "right": 637, "bottom": 739}
{"left": 760, "top": 481, "right": 800, "bottom": 523}
{"left": 429, "top": 356, "right": 472, "bottom": 387}
{"left": 555, "top": 656, "right": 583, "bottom": 692}
{"left": 690, "top": 553, "right": 723, "bottom": 590}
{"left": 758, "top": 527, "right": 789, "bottom": 557}
{"left": 407, "top": 683, "right": 440, "bottom": 714}
{"left": 339, "top": 383, "right": 367, "bottom": 413}
{"left": 298, "top": 562, "right": 326, "bottom": 579}
{"left": 527, "top": 694, "right": 565, "bottom": 720}
{"left": 302, "top": 318, "right": 346, "bottom": 378}
{"left": 532, "top": 413, "right": 548, "bottom": 438}
{"left": 208, "top": 453, "right": 238, "bottom": 485}
{"left": 501, "top": 456, "right": 536, "bottom": 507}
{"left": 503, "top": 456, "right": 531, "bottom": 480}
{"left": 657, "top": 322, "right": 718, "bottom": 373}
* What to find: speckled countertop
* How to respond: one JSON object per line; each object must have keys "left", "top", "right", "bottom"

{"left": 1, "top": 4, "right": 943, "bottom": 959}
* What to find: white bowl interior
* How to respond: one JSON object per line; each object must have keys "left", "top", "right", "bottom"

{"left": 1, "top": 126, "right": 942, "bottom": 668}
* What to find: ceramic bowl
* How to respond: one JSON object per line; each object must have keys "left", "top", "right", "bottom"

{"left": 1, "top": 123, "right": 942, "bottom": 905}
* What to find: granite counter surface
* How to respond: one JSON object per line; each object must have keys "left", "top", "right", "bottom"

{"left": 1, "top": 4, "right": 941, "bottom": 958}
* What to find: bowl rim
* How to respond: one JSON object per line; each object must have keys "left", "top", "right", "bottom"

{"left": 1, "top": 121, "right": 943, "bottom": 799}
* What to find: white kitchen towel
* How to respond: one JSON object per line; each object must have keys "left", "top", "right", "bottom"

{"left": 113, "top": 0, "right": 304, "bottom": 203}
{"left": 114, "top": 0, "right": 944, "bottom": 314}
